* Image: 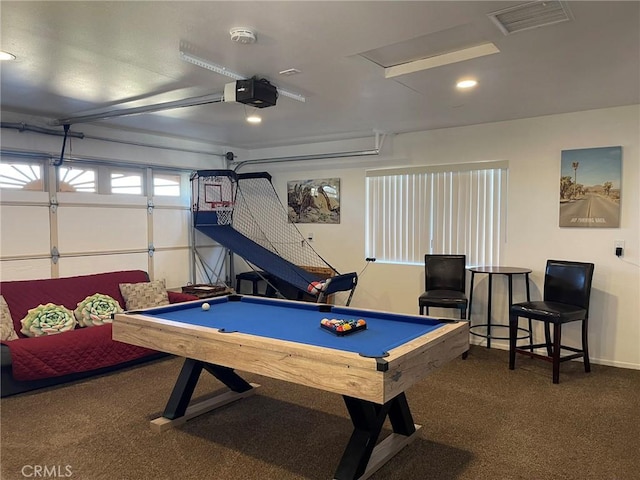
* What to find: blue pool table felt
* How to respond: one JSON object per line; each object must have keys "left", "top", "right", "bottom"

{"left": 142, "top": 296, "right": 448, "bottom": 358}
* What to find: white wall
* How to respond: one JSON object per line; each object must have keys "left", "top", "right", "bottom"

{"left": 242, "top": 105, "right": 640, "bottom": 369}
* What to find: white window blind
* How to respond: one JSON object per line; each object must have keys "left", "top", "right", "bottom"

{"left": 366, "top": 161, "right": 508, "bottom": 266}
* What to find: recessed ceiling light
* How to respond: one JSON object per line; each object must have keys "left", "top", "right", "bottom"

{"left": 0, "top": 51, "right": 16, "bottom": 61}
{"left": 457, "top": 79, "right": 478, "bottom": 89}
{"left": 246, "top": 114, "right": 262, "bottom": 124}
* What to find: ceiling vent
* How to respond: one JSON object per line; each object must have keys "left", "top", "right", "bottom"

{"left": 488, "top": 1, "right": 573, "bottom": 35}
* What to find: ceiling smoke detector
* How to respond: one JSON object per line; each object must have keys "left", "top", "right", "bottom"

{"left": 230, "top": 28, "right": 257, "bottom": 44}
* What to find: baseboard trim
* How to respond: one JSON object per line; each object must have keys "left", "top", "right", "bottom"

{"left": 468, "top": 339, "right": 640, "bottom": 370}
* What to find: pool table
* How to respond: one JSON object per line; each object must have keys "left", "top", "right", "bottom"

{"left": 113, "top": 294, "right": 468, "bottom": 480}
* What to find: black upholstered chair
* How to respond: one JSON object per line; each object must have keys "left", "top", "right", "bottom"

{"left": 509, "top": 260, "right": 595, "bottom": 384}
{"left": 418, "top": 254, "right": 468, "bottom": 320}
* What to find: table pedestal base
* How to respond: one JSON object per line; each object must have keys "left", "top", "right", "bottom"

{"left": 150, "top": 357, "right": 259, "bottom": 432}
{"left": 153, "top": 358, "right": 421, "bottom": 480}
{"left": 151, "top": 383, "right": 260, "bottom": 432}
{"left": 337, "top": 424, "right": 421, "bottom": 480}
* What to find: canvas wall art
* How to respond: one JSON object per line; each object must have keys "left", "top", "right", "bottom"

{"left": 287, "top": 178, "right": 340, "bottom": 224}
{"left": 559, "top": 146, "right": 621, "bottom": 228}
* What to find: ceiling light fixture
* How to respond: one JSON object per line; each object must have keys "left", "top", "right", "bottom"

{"left": 244, "top": 105, "right": 262, "bottom": 124}
{"left": 457, "top": 79, "right": 478, "bottom": 89}
{"left": 180, "top": 51, "right": 306, "bottom": 103}
{"left": 0, "top": 51, "right": 16, "bottom": 61}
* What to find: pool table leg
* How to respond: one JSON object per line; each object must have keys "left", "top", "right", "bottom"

{"left": 334, "top": 393, "right": 421, "bottom": 480}
{"left": 163, "top": 358, "right": 203, "bottom": 420}
{"left": 202, "top": 363, "right": 254, "bottom": 393}
{"left": 151, "top": 358, "right": 259, "bottom": 432}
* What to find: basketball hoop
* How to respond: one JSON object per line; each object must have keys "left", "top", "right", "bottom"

{"left": 210, "top": 201, "right": 234, "bottom": 225}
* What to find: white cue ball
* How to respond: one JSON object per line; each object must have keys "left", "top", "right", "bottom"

{"left": 201, "top": 302, "right": 210, "bottom": 311}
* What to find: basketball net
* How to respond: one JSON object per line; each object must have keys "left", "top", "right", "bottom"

{"left": 210, "top": 202, "right": 234, "bottom": 225}
{"left": 216, "top": 207, "right": 233, "bottom": 225}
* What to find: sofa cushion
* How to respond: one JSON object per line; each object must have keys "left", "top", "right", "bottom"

{"left": 74, "top": 293, "right": 123, "bottom": 327}
{"left": 0, "top": 296, "right": 18, "bottom": 341}
{"left": 3, "top": 323, "right": 157, "bottom": 381}
{"left": 119, "top": 280, "right": 170, "bottom": 310}
{"left": 20, "top": 303, "right": 77, "bottom": 337}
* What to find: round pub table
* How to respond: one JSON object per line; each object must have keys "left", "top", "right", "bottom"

{"left": 467, "top": 266, "right": 532, "bottom": 349}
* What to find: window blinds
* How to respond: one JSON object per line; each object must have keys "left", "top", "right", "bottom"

{"left": 365, "top": 162, "right": 508, "bottom": 266}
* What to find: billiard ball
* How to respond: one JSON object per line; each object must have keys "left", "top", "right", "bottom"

{"left": 202, "top": 303, "right": 210, "bottom": 311}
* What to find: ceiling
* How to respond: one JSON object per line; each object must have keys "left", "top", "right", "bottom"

{"left": 1, "top": 1, "right": 639, "bottom": 151}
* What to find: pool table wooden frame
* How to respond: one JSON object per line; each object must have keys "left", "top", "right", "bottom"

{"left": 113, "top": 295, "right": 468, "bottom": 480}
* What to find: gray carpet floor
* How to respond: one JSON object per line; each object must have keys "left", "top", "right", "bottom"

{"left": 1, "top": 346, "right": 639, "bottom": 480}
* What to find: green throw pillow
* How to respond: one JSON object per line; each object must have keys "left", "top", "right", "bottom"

{"left": 20, "top": 303, "right": 77, "bottom": 337}
{"left": 75, "top": 293, "right": 123, "bottom": 327}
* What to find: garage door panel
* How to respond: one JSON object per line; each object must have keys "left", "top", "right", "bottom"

{"left": 154, "top": 249, "right": 191, "bottom": 290}
{"left": 0, "top": 259, "right": 52, "bottom": 281}
{"left": 57, "top": 207, "right": 147, "bottom": 253}
{"left": 58, "top": 253, "right": 149, "bottom": 278}
{"left": 0, "top": 206, "right": 50, "bottom": 256}
{"left": 154, "top": 209, "right": 189, "bottom": 248}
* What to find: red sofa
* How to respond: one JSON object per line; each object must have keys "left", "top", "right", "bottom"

{"left": 0, "top": 270, "right": 196, "bottom": 397}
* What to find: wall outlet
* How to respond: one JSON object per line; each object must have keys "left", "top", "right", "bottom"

{"left": 614, "top": 240, "right": 625, "bottom": 249}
